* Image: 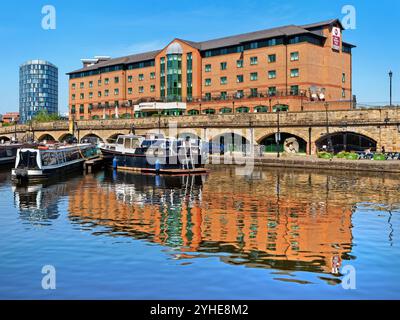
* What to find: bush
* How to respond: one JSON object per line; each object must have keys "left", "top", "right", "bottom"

{"left": 336, "top": 151, "right": 347, "bottom": 159}
{"left": 373, "top": 153, "right": 386, "bottom": 161}
{"left": 318, "top": 152, "right": 333, "bottom": 159}
{"left": 345, "top": 153, "right": 359, "bottom": 160}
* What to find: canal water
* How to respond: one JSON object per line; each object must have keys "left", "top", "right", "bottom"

{"left": 0, "top": 166, "right": 399, "bottom": 299}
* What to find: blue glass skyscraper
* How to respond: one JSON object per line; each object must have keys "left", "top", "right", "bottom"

{"left": 19, "top": 60, "right": 58, "bottom": 123}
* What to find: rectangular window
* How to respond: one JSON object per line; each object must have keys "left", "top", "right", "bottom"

{"left": 221, "top": 91, "right": 227, "bottom": 100}
{"left": 150, "top": 72, "right": 156, "bottom": 79}
{"left": 205, "top": 64, "right": 211, "bottom": 72}
{"left": 150, "top": 85, "right": 155, "bottom": 92}
{"left": 236, "top": 90, "right": 244, "bottom": 98}
{"left": 128, "top": 75, "right": 133, "bottom": 83}
{"left": 105, "top": 78, "right": 109, "bottom": 85}
{"left": 80, "top": 82, "right": 84, "bottom": 89}
{"left": 205, "top": 78, "right": 211, "bottom": 86}
{"left": 237, "top": 75, "right": 244, "bottom": 83}
{"left": 98, "top": 91, "right": 102, "bottom": 97}
{"left": 89, "top": 81, "right": 93, "bottom": 88}
{"left": 114, "top": 77, "right": 119, "bottom": 84}
{"left": 220, "top": 62, "right": 227, "bottom": 70}
{"left": 290, "top": 52, "right": 299, "bottom": 61}
{"left": 205, "top": 93, "right": 211, "bottom": 100}
{"left": 237, "top": 60, "right": 243, "bottom": 68}
{"left": 268, "top": 87, "right": 277, "bottom": 96}
{"left": 342, "top": 73, "right": 346, "bottom": 83}
{"left": 250, "top": 42, "right": 258, "bottom": 49}
{"left": 89, "top": 92, "right": 93, "bottom": 99}
{"left": 342, "top": 88, "right": 346, "bottom": 98}
{"left": 128, "top": 88, "right": 133, "bottom": 95}
{"left": 220, "top": 77, "right": 227, "bottom": 85}
{"left": 71, "top": 105, "right": 76, "bottom": 114}
{"left": 250, "top": 88, "right": 258, "bottom": 97}
{"left": 104, "top": 89, "right": 109, "bottom": 97}
{"left": 250, "top": 72, "right": 258, "bottom": 81}
{"left": 71, "top": 94, "right": 76, "bottom": 100}
{"left": 268, "top": 70, "right": 276, "bottom": 79}
{"left": 290, "top": 68, "right": 299, "bottom": 78}
{"left": 72, "top": 83, "right": 76, "bottom": 89}
{"left": 114, "top": 88, "right": 119, "bottom": 96}
{"left": 268, "top": 54, "right": 276, "bottom": 63}
{"left": 250, "top": 57, "right": 258, "bottom": 65}
{"left": 139, "top": 74, "right": 144, "bottom": 81}
{"left": 80, "top": 93, "right": 84, "bottom": 99}
{"left": 290, "top": 85, "right": 299, "bottom": 95}
{"left": 98, "top": 79, "right": 101, "bottom": 86}
{"left": 79, "top": 104, "right": 84, "bottom": 113}
{"left": 139, "top": 86, "right": 144, "bottom": 93}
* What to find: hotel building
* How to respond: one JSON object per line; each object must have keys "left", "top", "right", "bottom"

{"left": 67, "top": 19, "right": 354, "bottom": 120}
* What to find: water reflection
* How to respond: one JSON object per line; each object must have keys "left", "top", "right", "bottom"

{"left": 66, "top": 167, "right": 400, "bottom": 281}
{"left": 12, "top": 183, "right": 67, "bottom": 223}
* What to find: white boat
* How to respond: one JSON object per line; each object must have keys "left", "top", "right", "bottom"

{"left": 0, "top": 143, "right": 25, "bottom": 166}
{"left": 12, "top": 143, "right": 98, "bottom": 181}
{"left": 100, "top": 133, "right": 209, "bottom": 174}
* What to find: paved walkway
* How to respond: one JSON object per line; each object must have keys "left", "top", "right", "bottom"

{"left": 208, "top": 153, "right": 400, "bottom": 173}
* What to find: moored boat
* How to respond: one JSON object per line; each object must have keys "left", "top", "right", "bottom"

{"left": 12, "top": 143, "right": 98, "bottom": 182}
{"left": 100, "top": 134, "right": 209, "bottom": 174}
{"left": 0, "top": 143, "right": 25, "bottom": 166}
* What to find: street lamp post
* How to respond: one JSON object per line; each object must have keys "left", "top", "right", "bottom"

{"left": 324, "top": 102, "right": 332, "bottom": 152}
{"left": 276, "top": 108, "right": 281, "bottom": 158}
{"left": 389, "top": 70, "right": 393, "bottom": 107}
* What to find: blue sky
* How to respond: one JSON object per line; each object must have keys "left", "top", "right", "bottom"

{"left": 0, "top": 0, "right": 399, "bottom": 114}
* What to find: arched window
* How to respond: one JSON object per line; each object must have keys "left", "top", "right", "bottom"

{"left": 203, "top": 109, "right": 216, "bottom": 115}
{"left": 236, "top": 106, "right": 250, "bottom": 113}
{"left": 187, "top": 109, "right": 200, "bottom": 115}
{"left": 220, "top": 107, "right": 233, "bottom": 114}
{"left": 273, "top": 104, "right": 289, "bottom": 112}
{"left": 254, "top": 106, "right": 268, "bottom": 113}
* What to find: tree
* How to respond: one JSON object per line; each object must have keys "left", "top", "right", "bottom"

{"left": 31, "top": 110, "right": 61, "bottom": 123}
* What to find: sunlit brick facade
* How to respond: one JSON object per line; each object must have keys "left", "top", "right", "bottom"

{"left": 67, "top": 19, "right": 354, "bottom": 120}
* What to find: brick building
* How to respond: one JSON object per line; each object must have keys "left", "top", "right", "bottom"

{"left": 67, "top": 19, "right": 354, "bottom": 120}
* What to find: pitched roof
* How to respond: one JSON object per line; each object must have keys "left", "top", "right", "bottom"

{"left": 67, "top": 50, "right": 161, "bottom": 74}
{"left": 68, "top": 19, "right": 346, "bottom": 75}
{"left": 301, "top": 18, "right": 343, "bottom": 30}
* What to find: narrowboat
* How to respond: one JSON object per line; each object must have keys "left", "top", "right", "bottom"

{"left": 12, "top": 143, "right": 98, "bottom": 181}
{"left": 100, "top": 134, "right": 209, "bottom": 174}
{"left": 0, "top": 143, "right": 24, "bottom": 166}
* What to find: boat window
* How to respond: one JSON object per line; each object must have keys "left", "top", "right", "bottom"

{"left": 71, "top": 150, "right": 80, "bottom": 160}
{"left": 117, "top": 138, "right": 124, "bottom": 145}
{"left": 57, "top": 152, "right": 65, "bottom": 164}
{"left": 124, "top": 138, "right": 131, "bottom": 149}
{"left": 18, "top": 151, "right": 39, "bottom": 169}
{"left": 131, "top": 139, "right": 141, "bottom": 148}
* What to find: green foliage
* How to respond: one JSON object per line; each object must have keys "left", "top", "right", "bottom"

{"left": 345, "top": 153, "right": 359, "bottom": 160}
{"left": 1, "top": 122, "right": 14, "bottom": 127}
{"left": 317, "top": 152, "right": 334, "bottom": 159}
{"left": 336, "top": 151, "right": 359, "bottom": 160}
{"left": 373, "top": 153, "right": 386, "bottom": 161}
{"left": 31, "top": 110, "right": 61, "bottom": 123}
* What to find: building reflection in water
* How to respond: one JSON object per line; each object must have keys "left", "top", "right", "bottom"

{"left": 69, "top": 168, "right": 400, "bottom": 278}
